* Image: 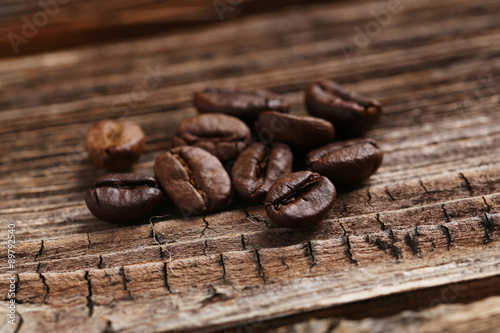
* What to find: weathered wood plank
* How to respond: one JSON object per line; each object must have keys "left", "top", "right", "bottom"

{"left": 0, "top": 0, "right": 500, "bottom": 331}
{"left": 269, "top": 296, "right": 500, "bottom": 333}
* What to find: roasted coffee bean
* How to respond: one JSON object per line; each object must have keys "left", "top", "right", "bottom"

{"left": 85, "top": 120, "right": 145, "bottom": 171}
{"left": 194, "top": 87, "right": 290, "bottom": 122}
{"left": 232, "top": 142, "right": 293, "bottom": 203}
{"left": 256, "top": 111, "right": 335, "bottom": 149}
{"left": 305, "top": 80, "right": 382, "bottom": 137}
{"left": 265, "top": 171, "right": 336, "bottom": 228}
{"left": 306, "top": 138, "right": 383, "bottom": 186}
{"left": 154, "top": 146, "right": 231, "bottom": 216}
{"left": 85, "top": 174, "right": 162, "bottom": 223}
{"left": 173, "top": 113, "right": 251, "bottom": 162}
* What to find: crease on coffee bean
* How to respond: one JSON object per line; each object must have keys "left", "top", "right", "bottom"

{"left": 250, "top": 144, "right": 272, "bottom": 195}
{"left": 269, "top": 174, "right": 320, "bottom": 209}
{"left": 319, "top": 80, "right": 375, "bottom": 113}
{"left": 93, "top": 191, "right": 101, "bottom": 209}
{"left": 172, "top": 152, "right": 210, "bottom": 210}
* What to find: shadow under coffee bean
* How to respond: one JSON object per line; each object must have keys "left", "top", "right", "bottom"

{"left": 85, "top": 174, "right": 163, "bottom": 223}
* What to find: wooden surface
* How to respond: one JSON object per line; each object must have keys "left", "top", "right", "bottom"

{"left": 0, "top": 0, "right": 317, "bottom": 58}
{"left": 270, "top": 295, "right": 500, "bottom": 333}
{"left": 1, "top": 0, "right": 500, "bottom": 332}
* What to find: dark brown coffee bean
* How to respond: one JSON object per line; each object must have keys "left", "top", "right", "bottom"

{"left": 305, "top": 80, "right": 382, "bottom": 138}
{"left": 232, "top": 142, "right": 293, "bottom": 203}
{"left": 85, "top": 173, "right": 162, "bottom": 223}
{"left": 154, "top": 146, "right": 231, "bottom": 216}
{"left": 85, "top": 120, "right": 145, "bottom": 171}
{"left": 256, "top": 111, "right": 335, "bottom": 149}
{"left": 173, "top": 113, "right": 251, "bottom": 162}
{"left": 194, "top": 87, "right": 290, "bottom": 122}
{"left": 265, "top": 171, "right": 336, "bottom": 228}
{"left": 306, "top": 138, "right": 383, "bottom": 186}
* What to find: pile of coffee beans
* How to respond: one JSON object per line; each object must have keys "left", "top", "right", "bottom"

{"left": 85, "top": 80, "right": 384, "bottom": 228}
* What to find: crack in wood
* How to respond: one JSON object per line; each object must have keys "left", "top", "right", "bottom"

{"left": 241, "top": 234, "right": 246, "bottom": 250}
{"left": 481, "top": 213, "right": 496, "bottom": 244}
{"left": 366, "top": 188, "right": 375, "bottom": 210}
{"left": 442, "top": 203, "right": 451, "bottom": 223}
{"left": 219, "top": 254, "right": 231, "bottom": 286}
{"left": 384, "top": 230, "right": 402, "bottom": 260}
{"left": 419, "top": 180, "right": 430, "bottom": 194}
{"left": 385, "top": 187, "right": 396, "bottom": 201}
{"left": 13, "top": 311, "right": 23, "bottom": 333}
{"left": 459, "top": 172, "right": 473, "bottom": 195}
{"left": 85, "top": 233, "right": 91, "bottom": 255}
{"left": 119, "top": 267, "right": 132, "bottom": 299}
{"left": 39, "top": 273, "right": 49, "bottom": 303}
{"left": 339, "top": 222, "right": 358, "bottom": 265}
{"left": 440, "top": 225, "right": 453, "bottom": 249}
{"left": 201, "top": 215, "right": 216, "bottom": 237}
{"left": 158, "top": 246, "right": 164, "bottom": 261}
{"left": 203, "top": 239, "right": 209, "bottom": 256}
{"left": 15, "top": 273, "right": 20, "bottom": 296}
{"left": 281, "top": 257, "right": 290, "bottom": 270}
{"left": 98, "top": 255, "right": 103, "bottom": 269}
{"left": 304, "top": 241, "right": 317, "bottom": 270}
{"left": 404, "top": 232, "right": 421, "bottom": 257}
{"left": 376, "top": 213, "right": 387, "bottom": 231}
{"left": 162, "top": 262, "right": 172, "bottom": 293}
{"left": 254, "top": 249, "right": 266, "bottom": 283}
{"left": 83, "top": 271, "right": 94, "bottom": 316}
{"left": 34, "top": 240, "right": 44, "bottom": 261}
{"left": 483, "top": 196, "right": 493, "bottom": 213}
{"left": 104, "top": 320, "right": 114, "bottom": 333}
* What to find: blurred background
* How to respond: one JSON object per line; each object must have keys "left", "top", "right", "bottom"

{"left": 1, "top": 0, "right": 324, "bottom": 58}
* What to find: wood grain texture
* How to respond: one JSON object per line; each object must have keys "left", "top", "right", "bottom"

{"left": 0, "top": 0, "right": 319, "bottom": 58}
{"left": 1, "top": 0, "right": 500, "bottom": 332}
{"left": 269, "top": 296, "right": 500, "bottom": 333}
